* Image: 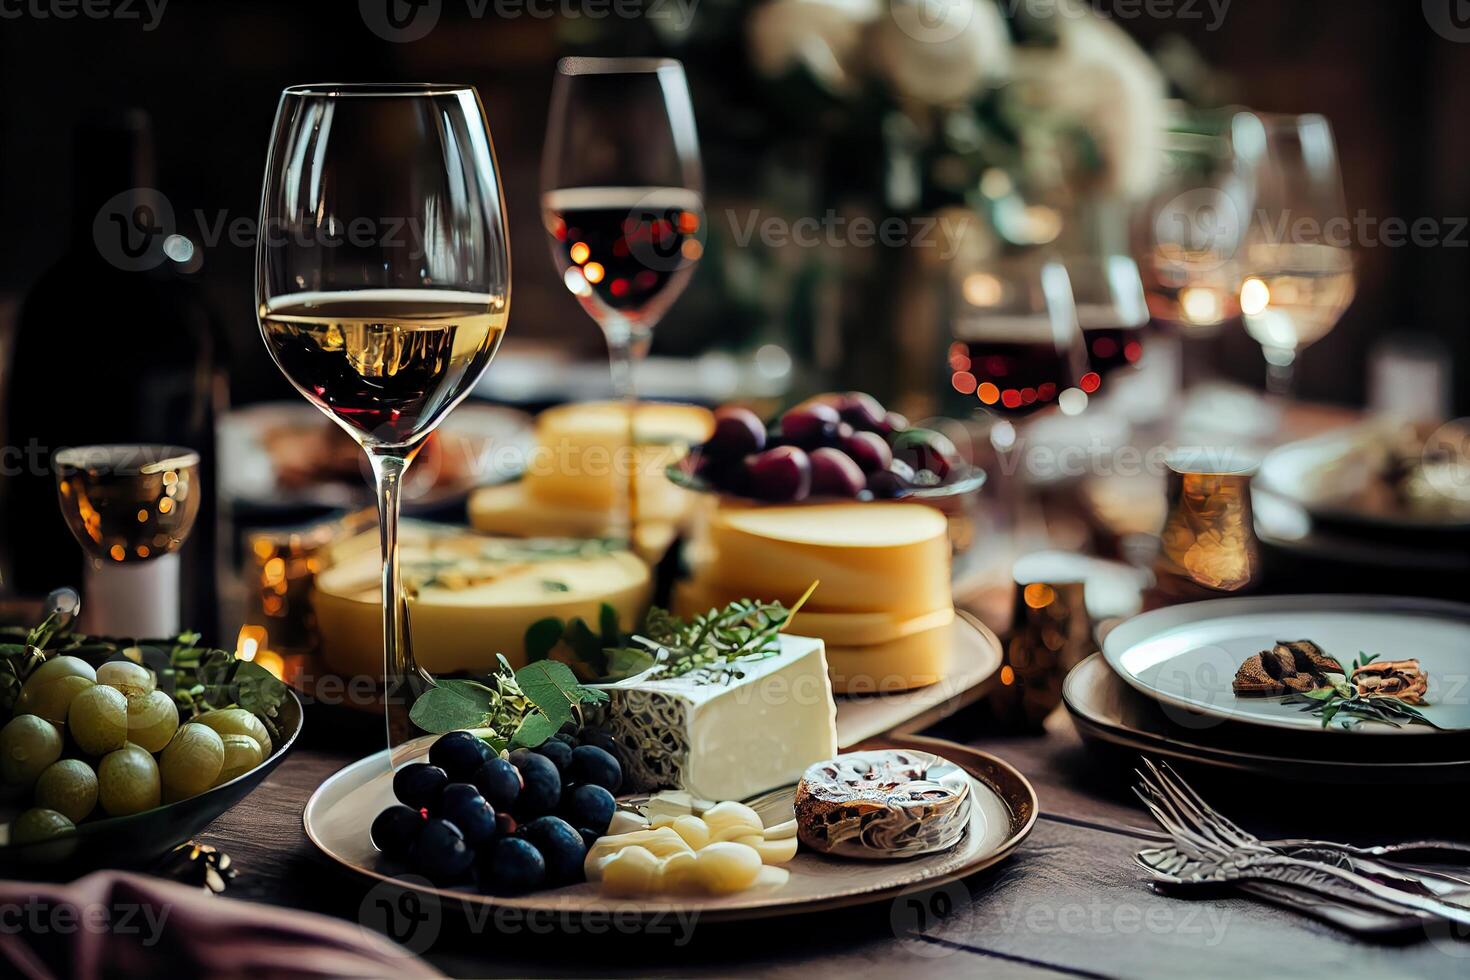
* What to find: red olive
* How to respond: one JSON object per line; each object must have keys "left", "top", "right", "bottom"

{"left": 841, "top": 430, "right": 893, "bottom": 474}
{"left": 707, "top": 406, "right": 767, "bottom": 460}
{"left": 745, "top": 446, "right": 813, "bottom": 501}
{"left": 779, "top": 403, "right": 842, "bottom": 447}
{"left": 809, "top": 448, "right": 866, "bottom": 498}
{"left": 836, "top": 392, "right": 887, "bottom": 432}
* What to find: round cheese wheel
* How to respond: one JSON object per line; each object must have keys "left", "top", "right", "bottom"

{"left": 313, "top": 529, "right": 651, "bottom": 677}
{"left": 795, "top": 750, "right": 972, "bottom": 858}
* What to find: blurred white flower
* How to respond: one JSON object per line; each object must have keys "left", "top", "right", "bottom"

{"left": 870, "top": 0, "right": 1013, "bottom": 106}
{"left": 747, "top": 0, "right": 883, "bottom": 95}
{"left": 1011, "top": 0, "right": 1167, "bottom": 199}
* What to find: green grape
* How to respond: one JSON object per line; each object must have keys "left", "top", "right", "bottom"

{"left": 160, "top": 723, "right": 224, "bottom": 803}
{"left": 1, "top": 714, "right": 63, "bottom": 787}
{"left": 96, "top": 659, "right": 156, "bottom": 694}
{"left": 34, "top": 758, "right": 99, "bottom": 822}
{"left": 124, "top": 689, "right": 180, "bottom": 753}
{"left": 97, "top": 744, "right": 160, "bottom": 816}
{"left": 12, "top": 807, "right": 76, "bottom": 845}
{"left": 68, "top": 685, "right": 129, "bottom": 755}
{"left": 24, "top": 655, "right": 97, "bottom": 688}
{"left": 194, "top": 708, "right": 273, "bottom": 757}
{"left": 16, "top": 674, "right": 95, "bottom": 724}
{"left": 215, "top": 733, "right": 264, "bottom": 786}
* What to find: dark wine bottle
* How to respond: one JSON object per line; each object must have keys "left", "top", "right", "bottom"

{"left": 1, "top": 109, "right": 225, "bottom": 640}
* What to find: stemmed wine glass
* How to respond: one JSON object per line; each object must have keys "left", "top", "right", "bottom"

{"left": 256, "top": 84, "right": 511, "bottom": 763}
{"left": 950, "top": 253, "right": 1087, "bottom": 556}
{"left": 541, "top": 58, "right": 703, "bottom": 541}
{"left": 1067, "top": 255, "right": 1150, "bottom": 395}
{"left": 1233, "top": 112, "right": 1356, "bottom": 396}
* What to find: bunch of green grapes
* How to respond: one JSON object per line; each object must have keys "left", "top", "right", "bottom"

{"left": 1, "top": 654, "right": 272, "bottom": 847}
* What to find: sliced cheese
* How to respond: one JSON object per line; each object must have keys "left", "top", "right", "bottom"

{"left": 824, "top": 621, "right": 953, "bottom": 694}
{"left": 589, "top": 634, "right": 839, "bottom": 802}
{"left": 312, "top": 526, "right": 651, "bottom": 677}
{"left": 469, "top": 481, "right": 679, "bottom": 565}
{"left": 521, "top": 401, "right": 713, "bottom": 510}
{"left": 703, "top": 502, "right": 952, "bottom": 618}
{"left": 671, "top": 578, "right": 954, "bottom": 648}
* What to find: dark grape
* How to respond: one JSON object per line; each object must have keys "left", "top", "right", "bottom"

{"left": 568, "top": 745, "right": 623, "bottom": 794}
{"left": 891, "top": 428, "right": 961, "bottom": 482}
{"left": 836, "top": 392, "right": 887, "bottom": 431}
{"left": 745, "top": 446, "right": 812, "bottom": 502}
{"left": 579, "top": 729, "right": 620, "bottom": 757}
{"left": 577, "top": 827, "right": 601, "bottom": 850}
{"left": 562, "top": 783, "right": 616, "bottom": 835}
{"left": 440, "top": 783, "right": 498, "bottom": 845}
{"left": 557, "top": 719, "right": 579, "bottom": 737}
{"left": 472, "top": 757, "right": 522, "bottom": 813}
{"left": 551, "top": 732, "right": 579, "bottom": 749}
{"left": 428, "top": 731, "right": 491, "bottom": 781}
{"left": 707, "top": 407, "right": 766, "bottom": 459}
{"left": 867, "top": 460, "right": 915, "bottom": 499}
{"left": 520, "top": 816, "right": 587, "bottom": 884}
{"left": 809, "top": 448, "right": 866, "bottom": 498}
{"left": 779, "top": 403, "right": 841, "bottom": 447}
{"left": 533, "top": 738, "right": 573, "bottom": 774}
{"left": 410, "top": 818, "right": 474, "bottom": 881}
{"left": 479, "top": 836, "right": 545, "bottom": 895}
{"left": 882, "top": 411, "right": 910, "bottom": 435}
{"left": 841, "top": 430, "right": 893, "bottom": 474}
{"left": 511, "top": 752, "right": 562, "bottom": 818}
{"left": 370, "top": 804, "right": 424, "bottom": 859}
{"left": 392, "top": 763, "right": 448, "bottom": 811}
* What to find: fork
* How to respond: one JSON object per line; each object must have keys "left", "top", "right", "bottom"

{"left": 1135, "top": 759, "right": 1470, "bottom": 898}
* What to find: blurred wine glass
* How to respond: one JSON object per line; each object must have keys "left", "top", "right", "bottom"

{"left": 950, "top": 253, "right": 1087, "bottom": 556}
{"left": 1234, "top": 112, "right": 1356, "bottom": 396}
{"left": 1067, "top": 255, "right": 1150, "bottom": 394}
{"left": 256, "top": 84, "right": 511, "bottom": 763}
{"left": 541, "top": 58, "right": 703, "bottom": 540}
{"left": 1134, "top": 113, "right": 1254, "bottom": 338}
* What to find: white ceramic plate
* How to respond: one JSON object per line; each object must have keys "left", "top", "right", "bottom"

{"left": 302, "top": 735, "right": 1035, "bottom": 923}
{"left": 1102, "top": 595, "right": 1470, "bottom": 734}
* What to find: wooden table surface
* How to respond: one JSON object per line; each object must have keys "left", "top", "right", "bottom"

{"left": 194, "top": 694, "right": 1470, "bottom": 980}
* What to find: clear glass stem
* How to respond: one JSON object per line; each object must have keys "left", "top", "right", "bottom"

{"left": 368, "top": 448, "right": 431, "bottom": 767}
{"left": 606, "top": 327, "right": 651, "bottom": 548}
{"left": 1265, "top": 348, "right": 1297, "bottom": 399}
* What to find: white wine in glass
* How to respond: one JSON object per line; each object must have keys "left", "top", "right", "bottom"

{"left": 257, "top": 85, "right": 510, "bottom": 765}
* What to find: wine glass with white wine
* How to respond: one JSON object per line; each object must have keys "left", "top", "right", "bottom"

{"left": 256, "top": 84, "right": 510, "bottom": 764}
{"left": 1234, "top": 112, "right": 1356, "bottom": 396}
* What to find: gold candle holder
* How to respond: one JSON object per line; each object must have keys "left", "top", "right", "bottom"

{"left": 992, "top": 552, "right": 1099, "bottom": 730}
{"left": 1149, "top": 452, "right": 1262, "bottom": 606}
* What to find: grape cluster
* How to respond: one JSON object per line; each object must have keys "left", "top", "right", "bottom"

{"left": 0, "top": 655, "right": 273, "bottom": 846}
{"left": 691, "top": 391, "right": 965, "bottom": 502}
{"left": 371, "top": 725, "right": 624, "bottom": 894}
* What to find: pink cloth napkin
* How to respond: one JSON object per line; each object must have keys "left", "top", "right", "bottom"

{"left": 0, "top": 871, "right": 442, "bottom": 979}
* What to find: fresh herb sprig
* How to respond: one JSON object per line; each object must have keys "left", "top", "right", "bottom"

{"left": 1283, "top": 651, "right": 1440, "bottom": 730}
{"left": 407, "top": 654, "right": 608, "bottom": 750}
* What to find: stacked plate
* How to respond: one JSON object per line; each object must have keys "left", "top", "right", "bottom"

{"left": 1064, "top": 594, "right": 1470, "bottom": 784}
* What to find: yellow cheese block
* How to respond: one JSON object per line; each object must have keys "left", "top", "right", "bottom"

{"left": 702, "top": 503, "right": 952, "bottom": 618}
{"left": 824, "top": 622, "right": 953, "bottom": 694}
{"left": 469, "top": 482, "right": 679, "bottom": 565}
{"left": 671, "top": 578, "right": 954, "bottom": 649}
{"left": 521, "top": 401, "right": 713, "bottom": 511}
{"left": 313, "top": 529, "right": 652, "bottom": 678}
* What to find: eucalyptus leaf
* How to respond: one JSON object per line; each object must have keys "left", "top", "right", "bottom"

{"left": 408, "top": 680, "right": 495, "bottom": 734}
{"left": 510, "top": 712, "right": 559, "bottom": 749}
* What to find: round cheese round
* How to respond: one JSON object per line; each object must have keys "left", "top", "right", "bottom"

{"left": 794, "top": 750, "right": 972, "bottom": 858}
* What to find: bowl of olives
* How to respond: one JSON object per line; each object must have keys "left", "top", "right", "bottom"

{"left": 0, "top": 635, "right": 303, "bottom": 877}
{"left": 667, "top": 392, "right": 986, "bottom": 504}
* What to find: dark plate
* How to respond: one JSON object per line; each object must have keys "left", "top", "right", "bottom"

{"left": 1063, "top": 654, "right": 1470, "bottom": 784}
{"left": 0, "top": 691, "right": 304, "bottom": 877}
{"left": 665, "top": 459, "right": 986, "bottom": 503}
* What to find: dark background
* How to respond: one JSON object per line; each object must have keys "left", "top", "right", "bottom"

{"left": 0, "top": 0, "right": 1466, "bottom": 411}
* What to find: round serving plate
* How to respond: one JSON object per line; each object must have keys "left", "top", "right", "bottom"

{"left": 1064, "top": 654, "right": 1470, "bottom": 784}
{"left": 220, "top": 401, "right": 533, "bottom": 512}
{"left": 303, "top": 734, "right": 1036, "bottom": 924}
{"left": 0, "top": 691, "right": 304, "bottom": 877}
{"left": 665, "top": 460, "right": 987, "bottom": 503}
{"left": 1102, "top": 595, "right": 1470, "bottom": 735}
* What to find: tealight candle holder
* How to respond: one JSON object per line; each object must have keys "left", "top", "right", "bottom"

{"left": 54, "top": 445, "right": 201, "bottom": 638}
{"left": 1148, "top": 451, "right": 1262, "bottom": 607}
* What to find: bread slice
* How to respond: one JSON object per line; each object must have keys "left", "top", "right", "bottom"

{"left": 1233, "top": 653, "right": 1288, "bottom": 695}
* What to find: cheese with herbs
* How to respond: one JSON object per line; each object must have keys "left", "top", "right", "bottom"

{"left": 587, "top": 634, "right": 839, "bottom": 802}
{"left": 312, "top": 527, "right": 651, "bottom": 677}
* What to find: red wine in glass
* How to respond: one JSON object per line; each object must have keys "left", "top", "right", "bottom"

{"left": 542, "top": 186, "right": 703, "bottom": 330}
{"left": 949, "top": 335, "right": 1089, "bottom": 418}
{"left": 1078, "top": 308, "right": 1146, "bottom": 379}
